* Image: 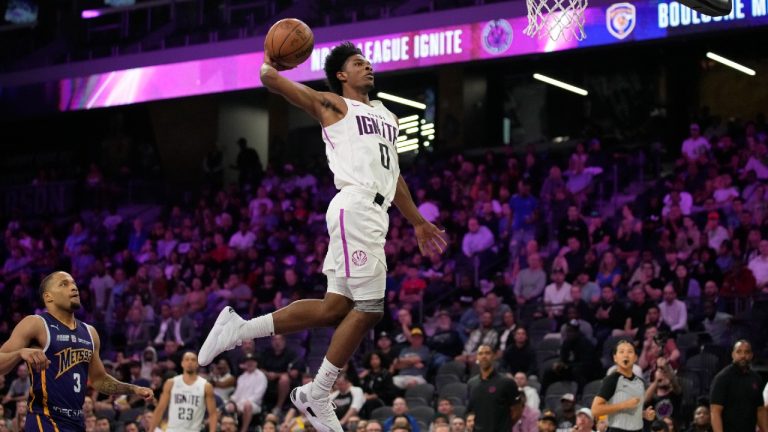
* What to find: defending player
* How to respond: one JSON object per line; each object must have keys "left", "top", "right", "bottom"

{"left": 0, "top": 271, "right": 153, "bottom": 431}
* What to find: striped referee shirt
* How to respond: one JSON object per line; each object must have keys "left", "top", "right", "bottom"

{"left": 597, "top": 372, "right": 645, "bottom": 431}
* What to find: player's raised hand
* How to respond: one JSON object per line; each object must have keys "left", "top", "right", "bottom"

{"left": 414, "top": 221, "right": 448, "bottom": 257}
{"left": 20, "top": 348, "right": 50, "bottom": 372}
{"left": 133, "top": 386, "right": 155, "bottom": 403}
{"left": 263, "top": 53, "right": 292, "bottom": 71}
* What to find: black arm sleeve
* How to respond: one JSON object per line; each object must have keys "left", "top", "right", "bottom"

{"left": 597, "top": 372, "right": 621, "bottom": 401}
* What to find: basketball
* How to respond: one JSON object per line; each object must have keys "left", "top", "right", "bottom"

{"left": 265, "top": 18, "right": 314, "bottom": 68}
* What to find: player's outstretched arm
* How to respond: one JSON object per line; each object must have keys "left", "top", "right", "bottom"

{"left": 0, "top": 315, "right": 49, "bottom": 375}
{"left": 204, "top": 382, "right": 218, "bottom": 432}
{"left": 260, "top": 56, "right": 345, "bottom": 126}
{"left": 392, "top": 175, "right": 447, "bottom": 257}
{"left": 148, "top": 379, "right": 173, "bottom": 432}
{"left": 86, "top": 326, "right": 154, "bottom": 401}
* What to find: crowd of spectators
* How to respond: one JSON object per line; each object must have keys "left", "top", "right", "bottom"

{"left": 1, "top": 114, "right": 768, "bottom": 432}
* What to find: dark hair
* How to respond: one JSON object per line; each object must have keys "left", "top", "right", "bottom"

{"left": 324, "top": 42, "right": 362, "bottom": 95}
{"left": 39, "top": 271, "right": 58, "bottom": 302}
{"left": 612, "top": 339, "right": 635, "bottom": 355}
{"left": 220, "top": 413, "right": 238, "bottom": 425}
{"left": 363, "top": 351, "right": 384, "bottom": 369}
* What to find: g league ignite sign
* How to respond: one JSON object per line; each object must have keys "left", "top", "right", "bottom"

{"left": 58, "top": 1, "right": 768, "bottom": 110}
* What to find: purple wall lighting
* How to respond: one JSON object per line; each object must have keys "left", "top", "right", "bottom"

{"left": 58, "top": 0, "right": 768, "bottom": 111}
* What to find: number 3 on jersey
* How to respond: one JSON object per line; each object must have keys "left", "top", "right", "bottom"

{"left": 379, "top": 143, "right": 391, "bottom": 170}
{"left": 74, "top": 373, "right": 81, "bottom": 393}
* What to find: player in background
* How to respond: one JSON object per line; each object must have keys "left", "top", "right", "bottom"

{"left": 149, "top": 351, "right": 217, "bottom": 432}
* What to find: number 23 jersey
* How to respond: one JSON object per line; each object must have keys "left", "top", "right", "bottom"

{"left": 321, "top": 97, "right": 400, "bottom": 203}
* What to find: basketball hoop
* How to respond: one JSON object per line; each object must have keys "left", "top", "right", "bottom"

{"left": 524, "top": 0, "right": 588, "bottom": 41}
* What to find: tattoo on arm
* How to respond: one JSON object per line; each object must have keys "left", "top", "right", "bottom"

{"left": 94, "top": 374, "right": 136, "bottom": 395}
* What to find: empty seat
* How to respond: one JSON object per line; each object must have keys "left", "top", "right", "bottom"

{"left": 371, "top": 406, "right": 394, "bottom": 421}
{"left": 409, "top": 406, "right": 435, "bottom": 425}
{"left": 405, "top": 383, "right": 435, "bottom": 407}
{"left": 435, "top": 374, "right": 461, "bottom": 391}
{"left": 439, "top": 382, "right": 469, "bottom": 405}
{"left": 437, "top": 360, "right": 467, "bottom": 379}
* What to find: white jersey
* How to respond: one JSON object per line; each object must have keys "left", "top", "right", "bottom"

{"left": 321, "top": 97, "right": 400, "bottom": 203}
{"left": 166, "top": 375, "right": 207, "bottom": 432}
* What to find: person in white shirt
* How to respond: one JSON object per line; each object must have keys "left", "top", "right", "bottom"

{"left": 462, "top": 217, "right": 495, "bottom": 258}
{"left": 681, "top": 123, "right": 710, "bottom": 160}
{"left": 662, "top": 183, "right": 693, "bottom": 216}
{"left": 712, "top": 174, "right": 739, "bottom": 204}
{"left": 157, "top": 230, "right": 178, "bottom": 259}
{"left": 513, "top": 372, "right": 541, "bottom": 412}
{"left": 659, "top": 285, "right": 687, "bottom": 332}
{"left": 248, "top": 186, "right": 274, "bottom": 220}
{"left": 416, "top": 189, "right": 440, "bottom": 223}
{"left": 230, "top": 354, "right": 268, "bottom": 432}
{"left": 89, "top": 262, "right": 115, "bottom": 313}
{"left": 331, "top": 374, "right": 365, "bottom": 428}
{"left": 705, "top": 212, "right": 730, "bottom": 251}
{"left": 228, "top": 221, "right": 256, "bottom": 251}
{"left": 208, "top": 358, "right": 236, "bottom": 401}
{"left": 544, "top": 268, "right": 572, "bottom": 318}
{"left": 748, "top": 239, "right": 768, "bottom": 290}
{"left": 742, "top": 142, "right": 768, "bottom": 180}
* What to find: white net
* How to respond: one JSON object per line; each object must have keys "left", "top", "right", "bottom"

{"left": 523, "top": 0, "right": 588, "bottom": 41}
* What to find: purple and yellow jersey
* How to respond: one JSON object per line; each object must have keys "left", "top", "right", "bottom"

{"left": 26, "top": 313, "right": 94, "bottom": 432}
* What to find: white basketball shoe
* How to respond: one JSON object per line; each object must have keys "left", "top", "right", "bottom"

{"left": 198, "top": 306, "right": 245, "bottom": 366}
{"left": 290, "top": 382, "right": 343, "bottom": 432}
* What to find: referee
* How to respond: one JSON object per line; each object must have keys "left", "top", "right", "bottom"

{"left": 592, "top": 339, "right": 655, "bottom": 432}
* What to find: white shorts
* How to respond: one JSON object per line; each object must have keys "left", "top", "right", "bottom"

{"left": 323, "top": 189, "right": 389, "bottom": 301}
{"left": 236, "top": 399, "right": 261, "bottom": 414}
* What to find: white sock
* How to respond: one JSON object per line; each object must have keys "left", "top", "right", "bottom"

{"left": 311, "top": 357, "right": 342, "bottom": 400}
{"left": 239, "top": 314, "right": 275, "bottom": 339}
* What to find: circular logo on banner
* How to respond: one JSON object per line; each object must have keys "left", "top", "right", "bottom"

{"left": 352, "top": 250, "right": 368, "bottom": 266}
{"left": 481, "top": 19, "right": 513, "bottom": 54}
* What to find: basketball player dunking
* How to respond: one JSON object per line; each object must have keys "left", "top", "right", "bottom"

{"left": 199, "top": 42, "right": 447, "bottom": 432}
{"left": 0, "top": 271, "right": 153, "bottom": 432}
{"left": 149, "top": 352, "right": 217, "bottom": 432}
